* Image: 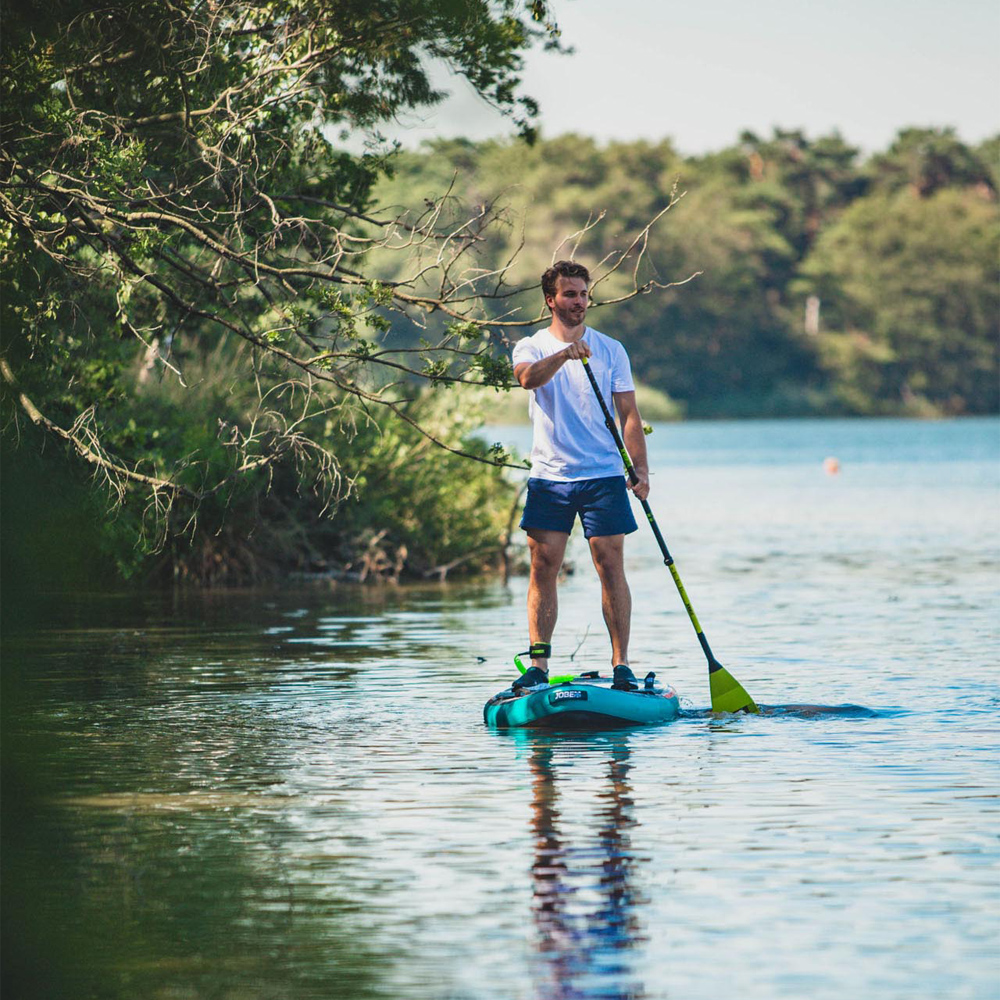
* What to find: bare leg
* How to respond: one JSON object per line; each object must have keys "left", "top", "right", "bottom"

{"left": 525, "top": 529, "right": 570, "bottom": 670}
{"left": 588, "top": 534, "right": 631, "bottom": 667}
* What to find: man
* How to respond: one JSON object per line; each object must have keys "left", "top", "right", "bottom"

{"left": 511, "top": 260, "right": 650, "bottom": 692}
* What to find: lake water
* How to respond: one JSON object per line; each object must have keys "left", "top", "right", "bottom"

{"left": 4, "top": 417, "right": 999, "bottom": 1000}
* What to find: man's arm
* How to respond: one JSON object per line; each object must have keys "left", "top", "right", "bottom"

{"left": 514, "top": 340, "right": 591, "bottom": 389}
{"left": 613, "top": 390, "right": 650, "bottom": 501}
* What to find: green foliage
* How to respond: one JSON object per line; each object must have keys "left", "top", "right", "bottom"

{"left": 614, "top": 171, "right": 813, "bottom": 417}
{"left": 374, "top": 126, "right": 999, "bottom": 418}
{"left": 633, "top": 381, "right": 684, "bottom": 422}
{"left": 0, "top": 422, "right": 122, "bottom": 595}
{"left": 975, "top": 136, "right": 1000, "bottom": 193}
{"left": 798, "top": 188, "right": 1000, "bottom": 415}
{"left": 470, "top": 352, "right": 514, "bottom": 388}
{"left": 1, "top": 0, "right": 560, "bottom": 586}
{"left": 867, "top": 127, "right": 997, "bottom": 199}
{"left": 311, "top": 390, "right": 519, "bottom": 579}
{"left": 732, "top": 128, "right": 867, "bottom": 262}
{"left": 2, "top": 355, "right": 520, "bottom": 586}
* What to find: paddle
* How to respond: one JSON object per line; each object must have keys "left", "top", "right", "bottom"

{"left": 581, "top": 356, "right": 758, "bottom": 713}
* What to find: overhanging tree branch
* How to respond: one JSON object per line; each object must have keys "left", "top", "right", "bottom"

{"left": 1, "top": 0, "right": 687, "bottom": 570}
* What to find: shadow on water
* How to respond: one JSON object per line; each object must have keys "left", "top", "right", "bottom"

{"left": 682, "top": 704, "right": 898, "bottom": 720}
{"left": 513, "top": 730, "right": 648, "bottom": 1000}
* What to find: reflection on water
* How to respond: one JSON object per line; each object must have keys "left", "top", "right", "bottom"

{"left": 3, "top": 417, "right": 998, "bottom": 1000}
{"left": 526, "top": 733, "right": 645, "bottom": 1000}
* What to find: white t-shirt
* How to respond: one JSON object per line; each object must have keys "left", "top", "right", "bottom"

{"left": 511, "top": 326, "right": 635, "bottom": 481}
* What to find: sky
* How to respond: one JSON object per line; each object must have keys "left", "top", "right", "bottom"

{"left": 379, "top": 0, "right": 999, "bottom": 156}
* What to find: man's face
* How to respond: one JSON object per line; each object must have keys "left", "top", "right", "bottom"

{"left": 546, "top": 276, "right": 589, "bottom": 327}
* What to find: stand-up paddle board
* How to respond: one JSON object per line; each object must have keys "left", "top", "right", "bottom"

{"left": 484, "top": 671, "right": 680, "bottom": 729}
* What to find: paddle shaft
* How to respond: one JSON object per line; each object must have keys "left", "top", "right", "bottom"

{"left": 580, "top": 357, "right": 724, "bottom": 674}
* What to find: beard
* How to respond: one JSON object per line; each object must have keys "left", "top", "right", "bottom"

{"left": 553, "top": 302, "right": 587, "bottom": 327}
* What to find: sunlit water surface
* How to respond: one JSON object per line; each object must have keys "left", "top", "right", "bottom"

{"left": 5, "top": 418, "right": 999, "bottom": 999}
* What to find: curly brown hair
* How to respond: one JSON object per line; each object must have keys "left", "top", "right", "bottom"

{"left": 541, "top": 260, "right": 590, "bottom": 302}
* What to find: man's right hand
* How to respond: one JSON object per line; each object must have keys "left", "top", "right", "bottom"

{"left": 561, "top": 341, "right": 591, "bottom": 362}
{"left": 515, "top": 339, "right": 591, "bottom": 389}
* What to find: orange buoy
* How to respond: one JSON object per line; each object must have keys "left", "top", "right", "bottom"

{"left": 823, "top": 456, "right": 841, "bottom": 475}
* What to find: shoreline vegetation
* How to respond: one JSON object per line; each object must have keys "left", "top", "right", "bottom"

{"left": 2, "top": 5, "right": 996, "bottom": 592}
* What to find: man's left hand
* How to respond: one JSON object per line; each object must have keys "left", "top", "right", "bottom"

{"left": 628, "top": 472, "right": 650, "bottom": 502}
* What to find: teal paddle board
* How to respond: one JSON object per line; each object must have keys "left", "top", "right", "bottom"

{"left": 484, "top": 671, "right": 680, "bottom": 729}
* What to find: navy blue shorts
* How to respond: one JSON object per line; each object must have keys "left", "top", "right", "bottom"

{"left": 520, "top": 476, "right": 638, "bottom": 538}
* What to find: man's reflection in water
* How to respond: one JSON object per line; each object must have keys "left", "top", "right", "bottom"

{"left": 526, "top": 733, "right": 647, "bottom": 1000}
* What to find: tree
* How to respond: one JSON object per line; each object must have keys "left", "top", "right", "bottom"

{"left": 614, "top": 169, "right": 820, "bottom": 416}
{"left": 1, "top": 0, "right": 581, "bottom": 580}
{"left": 729, "top": 129, "right": 866, "bottom": 271}
{"left": 867, "top": 127, "right": 997, "bottom": 199}
{"left": 798, "top": 187, "right": 1000, "bottom": 415}
{"left": 975, "top": 135, "right": 1000, "bottom": 193}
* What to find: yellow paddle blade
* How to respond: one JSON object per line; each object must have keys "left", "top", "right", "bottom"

{"left": 710, "top": 664, "right": 759, "bottom": 714}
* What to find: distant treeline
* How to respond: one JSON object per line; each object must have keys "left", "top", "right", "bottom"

{"left": 374, "top": 127, "right": 999, "bottom": 418}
